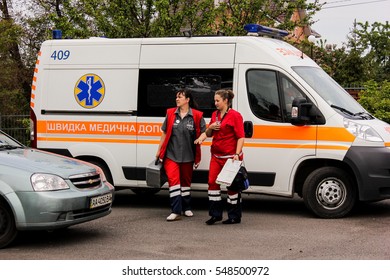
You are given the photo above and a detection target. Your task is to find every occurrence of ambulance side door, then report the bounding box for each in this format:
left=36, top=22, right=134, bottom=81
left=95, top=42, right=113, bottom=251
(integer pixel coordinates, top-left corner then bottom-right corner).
left=236, top=65, right=317, bottom=196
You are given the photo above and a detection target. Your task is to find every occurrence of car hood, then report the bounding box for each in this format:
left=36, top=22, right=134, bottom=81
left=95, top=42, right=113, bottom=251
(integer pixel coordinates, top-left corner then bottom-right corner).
left=0, top=147, right=95, bottom=178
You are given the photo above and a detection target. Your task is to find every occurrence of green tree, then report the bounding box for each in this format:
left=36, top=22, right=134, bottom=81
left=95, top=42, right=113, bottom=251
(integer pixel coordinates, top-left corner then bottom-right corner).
left=350, top=21, right=390, bottom=82
left=312, top=21, right=390, bottom=86
left=214, top=0, right=320, bottom=36
left=358, top=80, right=390, bottom=124
left=0, top=0, right=30, bottom=114
left=152, top=0, right=216, bottom=37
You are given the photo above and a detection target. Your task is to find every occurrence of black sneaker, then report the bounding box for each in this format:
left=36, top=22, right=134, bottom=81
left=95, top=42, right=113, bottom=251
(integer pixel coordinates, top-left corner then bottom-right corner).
left=205, top=216, right=222, bottom=225
left=222, top=218, right=241, bottom=224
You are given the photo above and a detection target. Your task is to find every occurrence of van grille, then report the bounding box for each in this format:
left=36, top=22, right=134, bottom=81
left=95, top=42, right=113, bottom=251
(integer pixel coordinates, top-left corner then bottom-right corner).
left=69, top=172, right=102, bottom=189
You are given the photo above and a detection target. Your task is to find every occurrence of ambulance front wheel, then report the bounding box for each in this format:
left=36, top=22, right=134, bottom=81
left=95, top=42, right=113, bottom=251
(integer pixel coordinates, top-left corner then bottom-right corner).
left=302, top=167, right=357, bottom=218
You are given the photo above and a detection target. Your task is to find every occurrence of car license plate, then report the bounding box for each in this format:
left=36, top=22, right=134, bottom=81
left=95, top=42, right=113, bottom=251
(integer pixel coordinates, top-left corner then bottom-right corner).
left=90, top=193, right=112, bottom=209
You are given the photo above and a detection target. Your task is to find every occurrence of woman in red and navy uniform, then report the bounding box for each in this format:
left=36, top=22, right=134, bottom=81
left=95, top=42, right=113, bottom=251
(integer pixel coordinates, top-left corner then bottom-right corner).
left=195, top=89, right=245, bottom=225
left=156, top=89, right=206, bottom=221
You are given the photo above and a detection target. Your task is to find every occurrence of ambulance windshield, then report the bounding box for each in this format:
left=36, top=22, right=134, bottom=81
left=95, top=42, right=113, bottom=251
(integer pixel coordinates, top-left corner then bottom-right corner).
left=293, top=66, right=370, bottom=118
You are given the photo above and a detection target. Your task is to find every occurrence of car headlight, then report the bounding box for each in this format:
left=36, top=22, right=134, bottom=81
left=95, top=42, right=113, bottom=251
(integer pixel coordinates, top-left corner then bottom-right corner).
left=31, top=173, right=70, bottom=191
left=344, top=119, right=383, bottom=142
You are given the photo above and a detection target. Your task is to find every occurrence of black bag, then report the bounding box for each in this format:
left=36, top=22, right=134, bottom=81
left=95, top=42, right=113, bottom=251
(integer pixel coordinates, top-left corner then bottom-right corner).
left=146, top=159, right=167, bottom=188
left=227, top=166, right=249, bottom=192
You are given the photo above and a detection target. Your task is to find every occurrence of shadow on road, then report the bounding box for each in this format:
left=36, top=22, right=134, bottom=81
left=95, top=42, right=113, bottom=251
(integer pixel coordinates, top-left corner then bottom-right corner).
left=112, top=189, right=390, bottom=218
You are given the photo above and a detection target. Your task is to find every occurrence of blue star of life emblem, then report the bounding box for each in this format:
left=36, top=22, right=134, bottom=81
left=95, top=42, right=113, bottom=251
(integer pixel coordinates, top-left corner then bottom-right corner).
left=74, top=74, right=105, bottom=108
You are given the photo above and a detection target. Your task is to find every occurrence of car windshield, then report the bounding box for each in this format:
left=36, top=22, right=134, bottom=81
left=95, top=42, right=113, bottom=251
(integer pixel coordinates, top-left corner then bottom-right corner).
left=0, top=131, right=23, bottom=149
left=293, top=66, right=372, bottom=119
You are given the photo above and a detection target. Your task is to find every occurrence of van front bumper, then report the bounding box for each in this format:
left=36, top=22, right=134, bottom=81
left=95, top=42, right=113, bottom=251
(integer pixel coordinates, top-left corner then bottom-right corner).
left=344, top=146, right=390, bottom=201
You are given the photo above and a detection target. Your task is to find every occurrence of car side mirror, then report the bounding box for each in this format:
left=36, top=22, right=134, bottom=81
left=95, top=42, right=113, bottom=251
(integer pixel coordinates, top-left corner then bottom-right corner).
left=290, top=97, right=312, bottom=126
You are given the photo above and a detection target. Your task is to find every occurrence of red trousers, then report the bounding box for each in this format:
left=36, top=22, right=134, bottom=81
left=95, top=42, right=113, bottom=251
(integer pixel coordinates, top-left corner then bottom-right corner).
left=164, top=158, right=193, bottom=214
left=208, top=155, right=242, bottom=219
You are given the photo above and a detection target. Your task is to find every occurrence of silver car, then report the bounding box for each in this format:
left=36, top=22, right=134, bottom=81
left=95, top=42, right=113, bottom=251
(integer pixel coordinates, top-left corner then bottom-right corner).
left=0, top=130, right=114, bottom=248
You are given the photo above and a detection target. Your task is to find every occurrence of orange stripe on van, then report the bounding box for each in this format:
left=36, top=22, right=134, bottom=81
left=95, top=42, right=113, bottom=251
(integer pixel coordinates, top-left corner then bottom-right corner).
left=30, top=102, right=35, bottom=108
left=244, top=142, right=348, bottom=150
left=34, top=68, right=38, bottom=73
left=38, top=51, right=42, bottom=56
left=33, top=76, right=37, bottom=82
left=37, top=120, right=355, bottom=145
left=37, top=137, right=138, bottom=144
left=31, top=93, right=35, bottom=99
left=252, top=125, right=355, bottom=142
left=31, top=85, right=36, bottom=91
left=36, top=59, right=40, bottom=65
left=37, top=120, right=162, bottom=136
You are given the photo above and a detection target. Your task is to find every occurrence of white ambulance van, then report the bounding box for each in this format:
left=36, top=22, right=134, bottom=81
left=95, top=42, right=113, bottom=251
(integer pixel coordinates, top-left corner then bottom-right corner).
left=30, top=24, right=390, bottom=218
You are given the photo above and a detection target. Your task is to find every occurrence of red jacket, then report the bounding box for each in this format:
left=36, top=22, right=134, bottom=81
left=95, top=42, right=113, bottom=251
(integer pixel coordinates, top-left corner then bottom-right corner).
left=159, top=107, right=203, bottom=164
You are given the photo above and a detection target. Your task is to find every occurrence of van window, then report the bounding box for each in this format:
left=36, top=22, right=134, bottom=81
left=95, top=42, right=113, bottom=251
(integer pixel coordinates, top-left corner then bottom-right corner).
left=138, top=69, right=233, bottom=117
left=293, top=66, right=365, bottom=116
left=280, top=75, right=306, bottom=120
left=246, top=69, right=305, bottom=122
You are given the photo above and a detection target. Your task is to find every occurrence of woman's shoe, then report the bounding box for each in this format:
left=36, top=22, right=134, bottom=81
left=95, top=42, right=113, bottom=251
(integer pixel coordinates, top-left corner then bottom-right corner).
left=166, top=213, right=181, bottom=221
left=184, top=210, right=194, bottom=217
left=222, top=218, right=241, bottom=224
left=205, top=216, right=222, bottom=225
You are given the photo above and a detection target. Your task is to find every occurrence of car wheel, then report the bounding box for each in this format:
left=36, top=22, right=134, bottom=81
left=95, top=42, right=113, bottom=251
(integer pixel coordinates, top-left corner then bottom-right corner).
left=0, top=200, right=18, bottom=249
left=303, top=167, right=356, bottom=218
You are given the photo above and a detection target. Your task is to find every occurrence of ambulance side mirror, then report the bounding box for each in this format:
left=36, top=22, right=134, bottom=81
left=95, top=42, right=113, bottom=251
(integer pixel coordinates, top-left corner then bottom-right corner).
left=244, top=121, right=253, bottom=138
left=290, top=97, right=312, bottom=126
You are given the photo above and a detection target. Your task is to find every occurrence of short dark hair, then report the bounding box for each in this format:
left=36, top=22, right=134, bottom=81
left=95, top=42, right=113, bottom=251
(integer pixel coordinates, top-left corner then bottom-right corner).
left=177, top=89, right=199, bottom=109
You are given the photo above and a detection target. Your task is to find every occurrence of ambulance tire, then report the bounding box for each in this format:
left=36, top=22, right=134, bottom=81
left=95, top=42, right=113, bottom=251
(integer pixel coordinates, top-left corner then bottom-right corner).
left=89, top=160, right=114, bottom=186
left=302, top=167, right=356, bottom=218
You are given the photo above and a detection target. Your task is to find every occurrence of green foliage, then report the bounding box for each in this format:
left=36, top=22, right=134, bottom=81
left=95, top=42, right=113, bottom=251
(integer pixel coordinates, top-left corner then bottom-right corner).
left=0, top=89, right=29, bottom=115
left=152, top=0, right=216, bottom=37
left=0, top=14, right=31, bottom=113
left=312, top=21, right=389, bottom=86
left=214, top=0, right=318, bottom=36
left=358, top=80, right=390, bottom=123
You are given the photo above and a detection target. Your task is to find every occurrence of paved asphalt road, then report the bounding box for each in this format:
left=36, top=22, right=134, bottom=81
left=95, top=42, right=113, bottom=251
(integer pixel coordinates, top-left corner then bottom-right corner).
left=1, top=189, right=389, bottom=260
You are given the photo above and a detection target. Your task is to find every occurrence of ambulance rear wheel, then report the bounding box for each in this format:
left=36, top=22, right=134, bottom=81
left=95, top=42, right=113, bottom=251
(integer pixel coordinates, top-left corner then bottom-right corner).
left=303, top=167, right=356, bottom=218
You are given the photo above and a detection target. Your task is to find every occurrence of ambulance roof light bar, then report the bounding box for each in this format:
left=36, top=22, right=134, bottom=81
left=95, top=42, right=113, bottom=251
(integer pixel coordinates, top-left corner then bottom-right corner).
left=52, top=30, right=62, bottom=39
left=244, top=24, right=289, bottom=38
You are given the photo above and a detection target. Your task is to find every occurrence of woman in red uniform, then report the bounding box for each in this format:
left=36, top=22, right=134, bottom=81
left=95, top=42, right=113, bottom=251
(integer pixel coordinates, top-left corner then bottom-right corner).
left=195, top=89, right=245, bottom=225
left=156, top=89, right=206, bottom=221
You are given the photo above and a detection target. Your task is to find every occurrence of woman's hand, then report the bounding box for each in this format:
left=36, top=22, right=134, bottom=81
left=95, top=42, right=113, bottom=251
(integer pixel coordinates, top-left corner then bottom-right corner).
left=194, top=132, right=207, bottom=144
left=210, top=121, right=221, bottom=131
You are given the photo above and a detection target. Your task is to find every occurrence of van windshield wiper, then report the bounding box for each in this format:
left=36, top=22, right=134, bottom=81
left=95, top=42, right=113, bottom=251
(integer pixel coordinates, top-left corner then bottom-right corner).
left=330, top=104, right=354, bottom=116
left=353, top=111, right=373, bottom=119
left=331, top=105, right=373, bottom=119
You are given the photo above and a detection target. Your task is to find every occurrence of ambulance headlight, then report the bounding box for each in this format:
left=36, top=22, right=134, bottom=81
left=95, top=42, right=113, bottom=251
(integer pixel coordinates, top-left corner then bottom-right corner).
left=344, top=119, right=383, bottom=142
